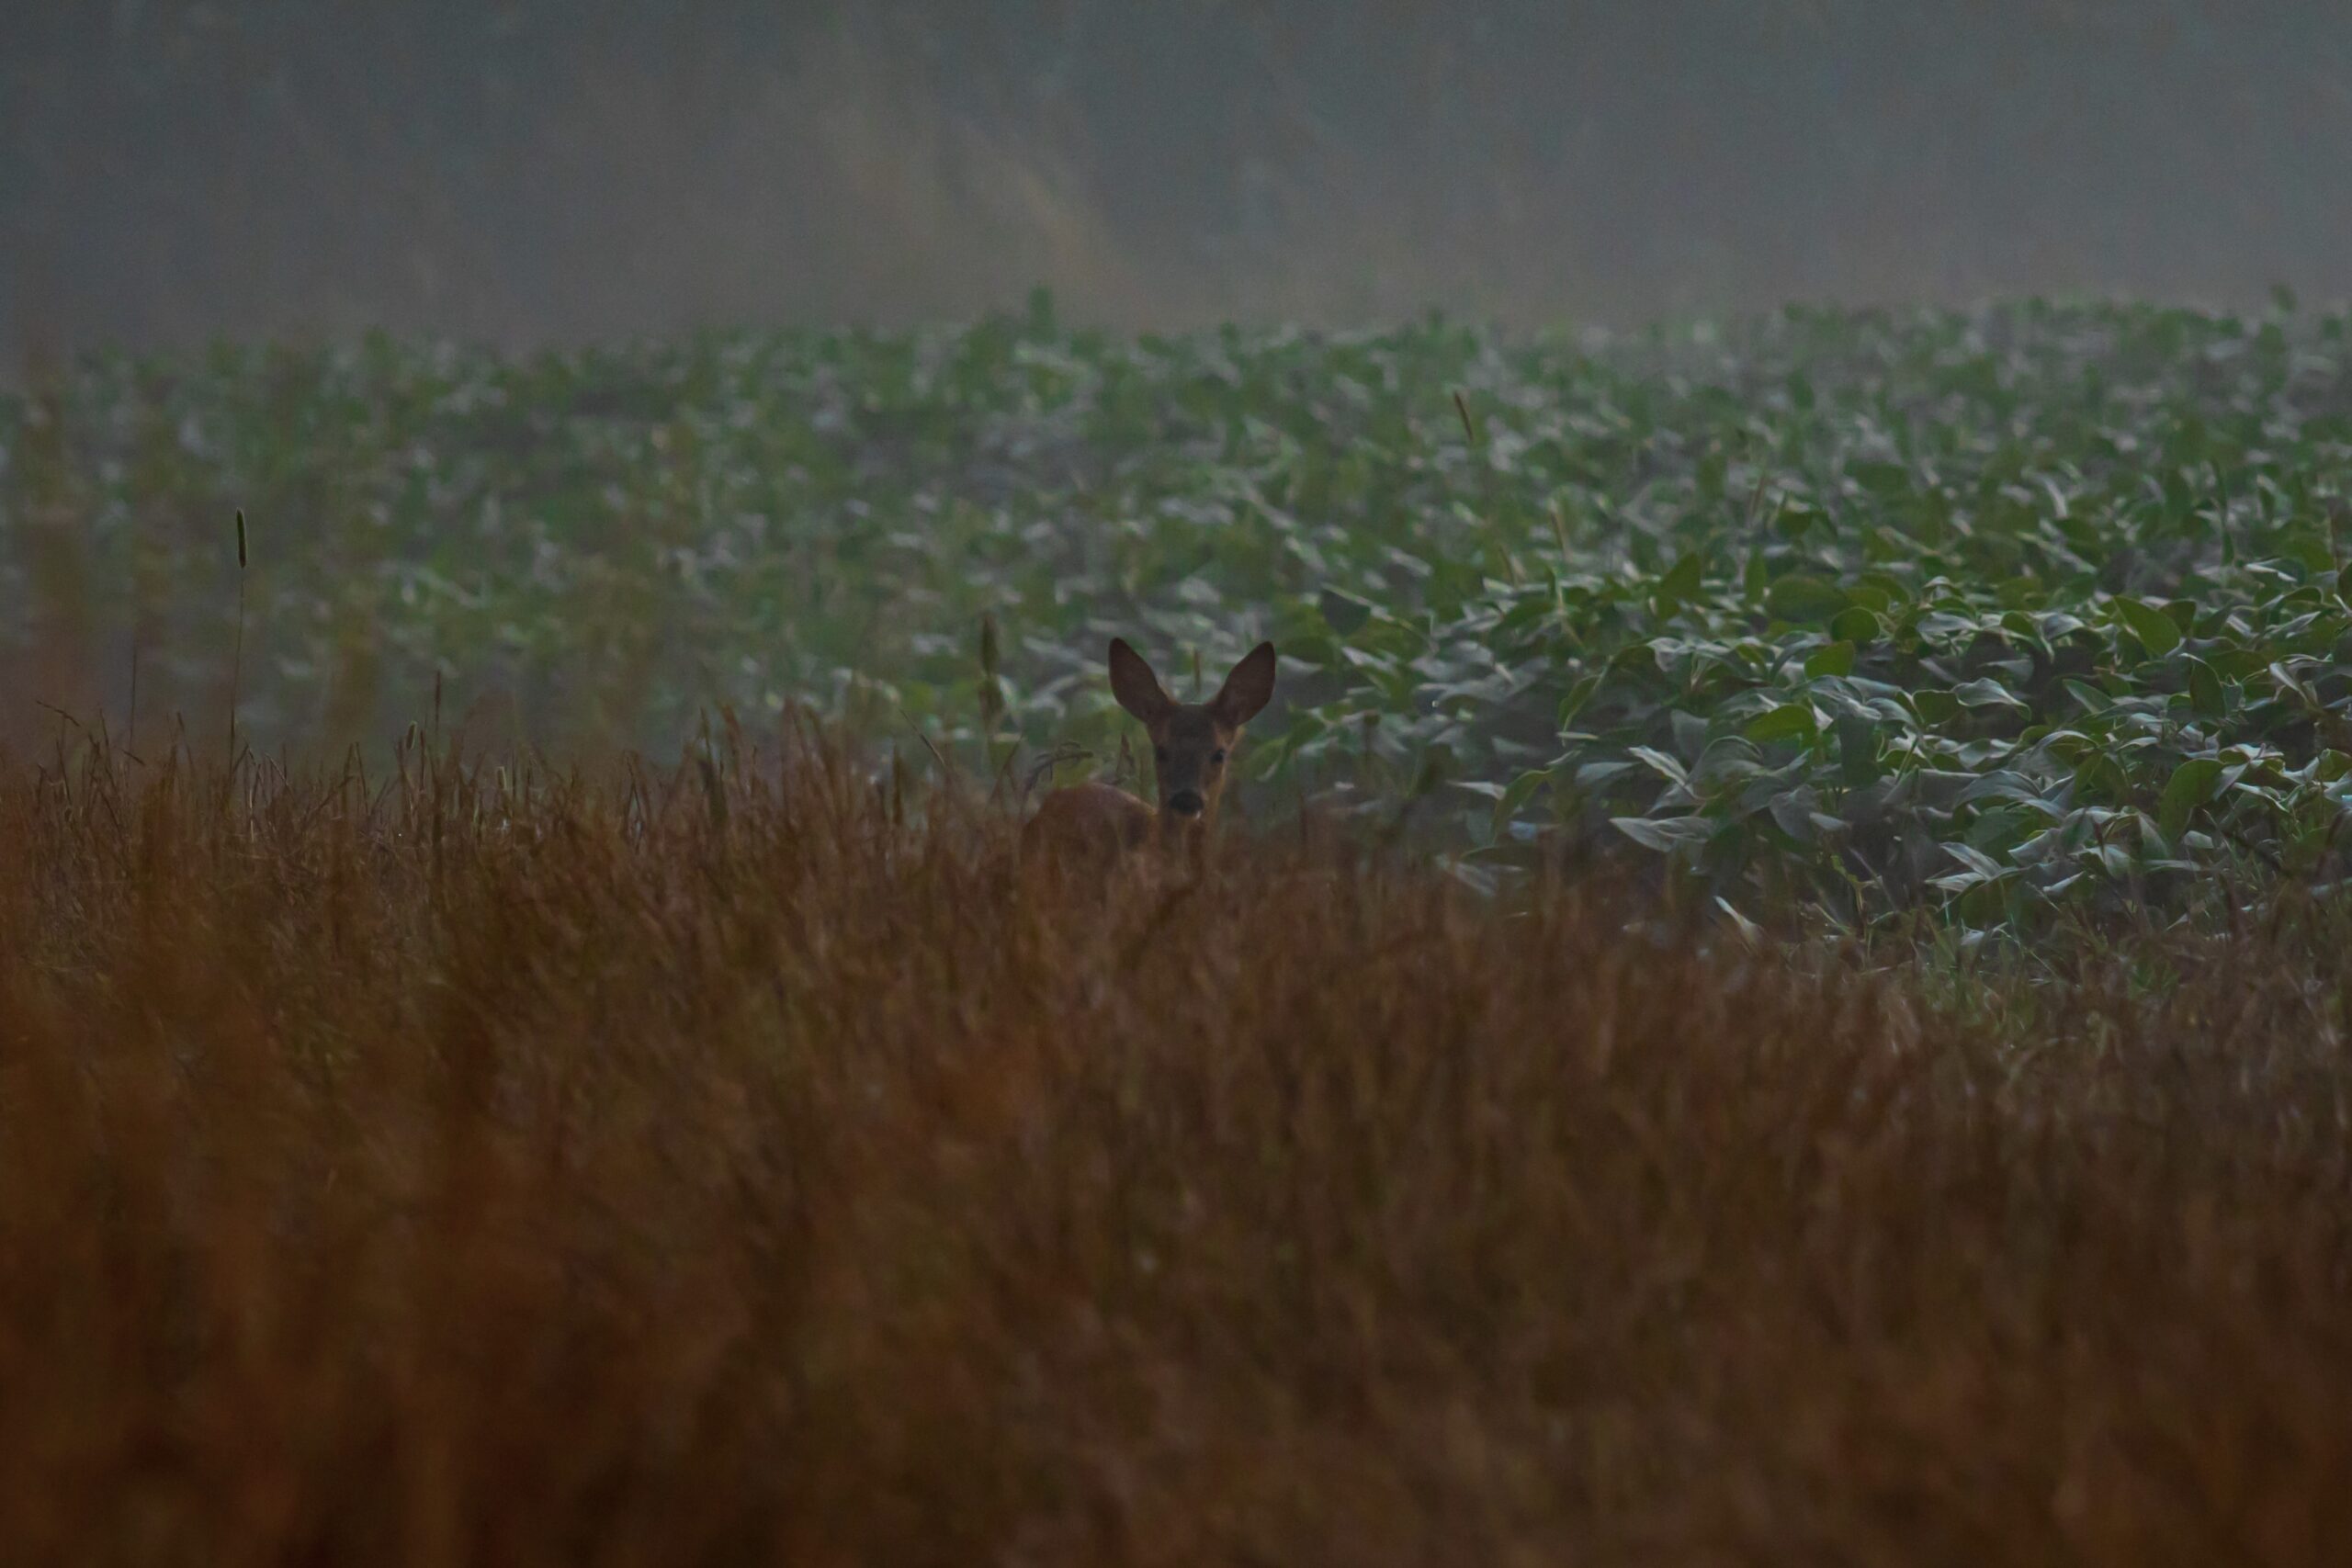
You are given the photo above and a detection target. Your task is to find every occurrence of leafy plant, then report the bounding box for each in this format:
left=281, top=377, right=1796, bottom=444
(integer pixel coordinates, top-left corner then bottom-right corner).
left=9, top=301, right=2352, bottom=933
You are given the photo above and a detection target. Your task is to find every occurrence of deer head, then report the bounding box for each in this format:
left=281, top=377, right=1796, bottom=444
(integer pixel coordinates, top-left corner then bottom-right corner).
left=1107, top=638, right=1277, bottom=833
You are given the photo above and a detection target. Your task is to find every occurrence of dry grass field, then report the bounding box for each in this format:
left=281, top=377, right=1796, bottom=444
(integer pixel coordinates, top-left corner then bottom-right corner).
left=2, top=728, right=2348, bottom=1565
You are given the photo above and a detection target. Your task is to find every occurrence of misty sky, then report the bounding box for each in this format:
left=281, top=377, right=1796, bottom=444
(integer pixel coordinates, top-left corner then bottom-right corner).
left=7, top=1, right=2352, bottom=357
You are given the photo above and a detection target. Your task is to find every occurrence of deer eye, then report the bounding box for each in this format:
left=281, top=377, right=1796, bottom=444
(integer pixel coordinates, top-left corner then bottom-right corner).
left=1210, top=749, right=1227, bottom=765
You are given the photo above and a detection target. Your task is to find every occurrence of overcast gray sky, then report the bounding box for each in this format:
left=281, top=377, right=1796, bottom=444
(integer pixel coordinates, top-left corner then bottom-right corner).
left=7, top=1, right=2352, bottom=357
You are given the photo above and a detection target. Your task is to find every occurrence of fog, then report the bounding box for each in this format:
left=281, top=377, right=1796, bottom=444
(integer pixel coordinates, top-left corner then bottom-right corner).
left=6, top=1, right=2352, bottom=357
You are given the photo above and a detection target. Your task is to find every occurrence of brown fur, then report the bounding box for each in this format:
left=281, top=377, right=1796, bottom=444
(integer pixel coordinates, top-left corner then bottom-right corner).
left=1023, top=639, right=1276, bottom=866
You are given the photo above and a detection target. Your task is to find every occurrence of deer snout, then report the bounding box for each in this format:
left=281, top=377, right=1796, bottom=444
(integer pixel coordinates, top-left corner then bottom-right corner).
left=1166, top=789, right=1206, bottom=818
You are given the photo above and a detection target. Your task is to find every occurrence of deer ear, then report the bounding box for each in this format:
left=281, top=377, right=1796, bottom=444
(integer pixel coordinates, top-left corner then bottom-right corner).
left=1108, top=638, right=1174, bottom=728
left=1209, top=641, right=1277, bottom=728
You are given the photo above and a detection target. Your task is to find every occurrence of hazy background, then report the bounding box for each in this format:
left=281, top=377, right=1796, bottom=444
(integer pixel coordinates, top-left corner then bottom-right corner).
left=7, top=0, right=2352, bottom=359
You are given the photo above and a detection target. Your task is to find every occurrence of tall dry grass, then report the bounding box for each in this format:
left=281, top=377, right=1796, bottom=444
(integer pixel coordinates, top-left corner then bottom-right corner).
left=1, top=728, right=2349, bottom=1564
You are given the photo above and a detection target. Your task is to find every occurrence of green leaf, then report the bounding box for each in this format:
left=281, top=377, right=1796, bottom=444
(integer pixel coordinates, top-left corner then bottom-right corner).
left=2064, top=679, right=2113, bottom=715
left=1317, top=589, right=1374, bottom=636
left=1942, top=841, right=2006, bottom=879
left=1829, top=605, right=1881, bottom=644
left=1952, top=677, right=2027, bottom=711
left=2157, top=758, right=2225, bottom=839
left=2271, top=660, right=2320, bottom=709
left=1610, top=815, right=1714, bottom=854
left=1668, top=709, right=1709, bottom=759
left=1463, top=768, right=1551, bottom=837
left=2185, top=656, right=2226, bottom=719
left=1744, top=704, right=1820, bottom=744
left=1497, top=768, right=1549, bottom=819
left=1912, top=689, right=1961, bottom=725
left=1556, top=671, right=1603, bottom=730
left=1653, top=551, right=1703, bottom=619
left=1929, top=840, right=2014, bottom=896
left=1803, top=640, right=1856, bottom=679
left=2114, top=596, right=2181, bottom=657
left=1626, top=746, right=1690, bottom=786
left=2074, top=751, right=2130, bottom=805
left=1835, top=714, right=1881, bottom=786
left=1765, top=576, right=1849, bottom=625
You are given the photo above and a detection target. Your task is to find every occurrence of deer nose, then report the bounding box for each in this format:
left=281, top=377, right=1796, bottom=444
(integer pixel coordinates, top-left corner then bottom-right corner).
left=1167, top=790, right=1205, bottom=818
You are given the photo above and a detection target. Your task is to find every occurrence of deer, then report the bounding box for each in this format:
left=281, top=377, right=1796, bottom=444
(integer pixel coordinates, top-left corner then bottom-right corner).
left=1022, top=638, right=1277, bottom=867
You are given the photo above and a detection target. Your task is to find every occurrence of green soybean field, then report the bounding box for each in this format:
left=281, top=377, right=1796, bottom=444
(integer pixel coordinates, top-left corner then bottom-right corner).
left=11, top=298, right=2352, bottom=935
